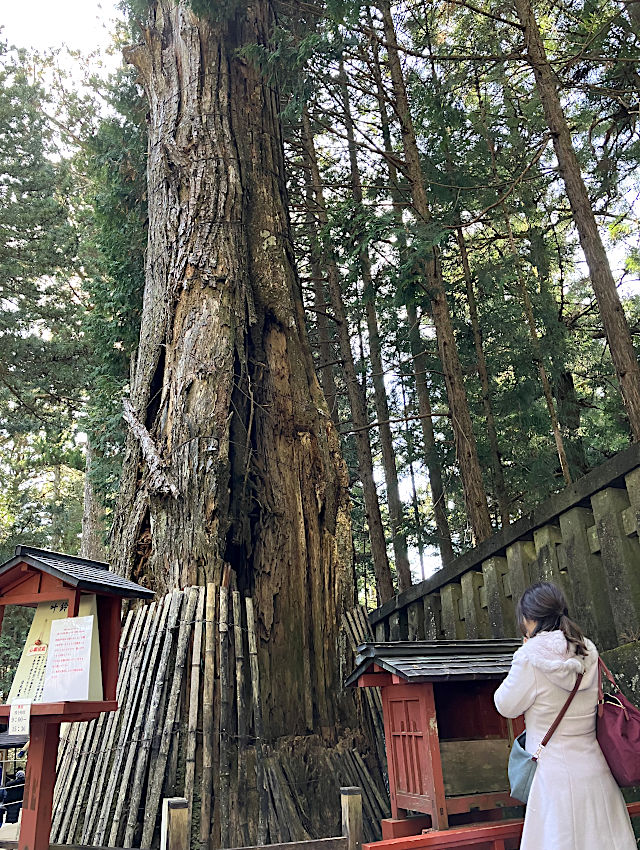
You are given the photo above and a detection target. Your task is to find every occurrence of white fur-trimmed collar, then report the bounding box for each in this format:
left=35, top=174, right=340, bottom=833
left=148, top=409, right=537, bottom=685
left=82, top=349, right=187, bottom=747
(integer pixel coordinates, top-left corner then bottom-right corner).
left=515, top=630, right=598, bottom=687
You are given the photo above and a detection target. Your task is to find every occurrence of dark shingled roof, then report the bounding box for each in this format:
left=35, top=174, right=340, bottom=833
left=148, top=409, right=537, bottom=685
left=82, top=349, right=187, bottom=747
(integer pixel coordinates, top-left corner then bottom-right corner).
left=0, top=733, right=28, bottom=750
left=345, top=639, right=522, bottom=687
left=0, top=546, right=154, bottom=600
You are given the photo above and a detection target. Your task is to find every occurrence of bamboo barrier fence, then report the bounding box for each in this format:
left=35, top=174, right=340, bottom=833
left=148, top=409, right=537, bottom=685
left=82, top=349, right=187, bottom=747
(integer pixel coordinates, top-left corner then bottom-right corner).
left=48, top=589, right=387, bottom=849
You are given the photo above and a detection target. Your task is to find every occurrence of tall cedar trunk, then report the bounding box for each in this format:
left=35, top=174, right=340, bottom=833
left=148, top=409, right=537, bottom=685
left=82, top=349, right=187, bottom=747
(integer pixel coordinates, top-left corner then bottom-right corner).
left=454, top=228, right=511, bottom=525
left=366, top=17, right=455, bottom=564
left=475, top=78, right=572, bottom=484
left=420, top=23, right=511, bottom=526
left=528, top=223, right=590, bottom=475
left=505, top=210, right=573, bottom=484
left=401, top=375, right=427, bottom=579
left=338, top=62, right=412, bottom=591
left=80, top=441, right=107, bottom=560
left=555, top=371, right=590, bottom=475
left=406, top=304, right=456, bottom=563
left=514, top=0, right=640, bottom=440
left=300, top=109, right=395, bottom=602
left=113, top=1, right=353, bottom=740
left=305, top=183, right=340, bottom=427
left=379, top=0, right=493, bottom=543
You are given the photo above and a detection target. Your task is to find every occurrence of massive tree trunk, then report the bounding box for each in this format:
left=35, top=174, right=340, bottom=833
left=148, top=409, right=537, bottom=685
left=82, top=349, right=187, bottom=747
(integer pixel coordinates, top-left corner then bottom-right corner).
left=113, top=0, right=353, bottom=740
left=514, top=0, right=640, bottom=440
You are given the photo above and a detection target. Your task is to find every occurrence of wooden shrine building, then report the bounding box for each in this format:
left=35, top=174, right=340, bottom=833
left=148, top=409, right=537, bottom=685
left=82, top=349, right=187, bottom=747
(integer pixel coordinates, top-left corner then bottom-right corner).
left=346, top=639, right=524, bottom=841
left=0, top=545, right=154, bottom=850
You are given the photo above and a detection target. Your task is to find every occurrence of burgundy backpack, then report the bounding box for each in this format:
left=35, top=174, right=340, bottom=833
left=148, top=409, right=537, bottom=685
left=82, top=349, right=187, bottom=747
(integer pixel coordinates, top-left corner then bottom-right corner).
left=596, top=657, right=640, bottom=787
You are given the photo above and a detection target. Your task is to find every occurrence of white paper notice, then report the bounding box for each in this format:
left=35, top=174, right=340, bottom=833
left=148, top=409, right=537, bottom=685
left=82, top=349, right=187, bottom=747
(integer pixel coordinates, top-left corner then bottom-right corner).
left=41, top=615, right=94, bottom=703
left=9, top=699, right=32, bottom=736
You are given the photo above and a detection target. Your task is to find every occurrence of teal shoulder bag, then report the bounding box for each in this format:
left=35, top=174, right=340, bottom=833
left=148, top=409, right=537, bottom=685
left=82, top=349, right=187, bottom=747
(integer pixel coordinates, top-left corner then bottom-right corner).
left=508, top=671, right=583, bottom=803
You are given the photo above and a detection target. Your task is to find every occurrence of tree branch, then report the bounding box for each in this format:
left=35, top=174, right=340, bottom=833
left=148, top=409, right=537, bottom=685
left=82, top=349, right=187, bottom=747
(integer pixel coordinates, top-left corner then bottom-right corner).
left=122, top=399, right=179, bottom=498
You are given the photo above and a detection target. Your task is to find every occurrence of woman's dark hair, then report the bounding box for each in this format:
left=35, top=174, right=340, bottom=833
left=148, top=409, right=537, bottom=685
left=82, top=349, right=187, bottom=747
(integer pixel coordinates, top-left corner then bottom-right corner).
left=516, top=581, right=588, bottom=657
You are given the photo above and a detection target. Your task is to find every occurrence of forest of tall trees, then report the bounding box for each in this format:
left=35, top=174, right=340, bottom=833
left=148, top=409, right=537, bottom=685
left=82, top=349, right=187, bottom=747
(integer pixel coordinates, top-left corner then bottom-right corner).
left=1, top=0, right=639, bottom=613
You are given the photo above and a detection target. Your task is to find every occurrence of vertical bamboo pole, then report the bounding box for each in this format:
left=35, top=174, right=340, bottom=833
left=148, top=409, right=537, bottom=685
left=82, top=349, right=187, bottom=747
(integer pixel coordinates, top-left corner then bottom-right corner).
left=185, top=586, right=206, bottom=846
left=218, top=585, right=230, bottom=848
left=97, top=596, right=167, bottom=846
left=122, top=590, right=183, bottom=849
left=200, top=582, right=216, bottom=849
left=79, top=607, right=140, bottom=843
left=246, top=596, right=268, bottom=844
left=141, top=587, right=199, bottom=848
left=232, top=590, right=248, bottom=845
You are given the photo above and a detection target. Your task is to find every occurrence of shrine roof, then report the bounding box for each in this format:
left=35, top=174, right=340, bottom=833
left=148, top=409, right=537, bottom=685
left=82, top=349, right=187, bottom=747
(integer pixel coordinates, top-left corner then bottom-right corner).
left=345, top=639, right=522, bottom=686
left=0, top=546, right=154, bottom=600
left=0, top=732, right=28, bottom=750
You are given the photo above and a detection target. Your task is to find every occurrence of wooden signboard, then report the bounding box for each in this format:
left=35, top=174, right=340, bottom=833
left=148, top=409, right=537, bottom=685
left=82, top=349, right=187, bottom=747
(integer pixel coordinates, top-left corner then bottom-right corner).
left=0, top=544, right=155, bottom=850
left=7, top=595, right=103, bottom=705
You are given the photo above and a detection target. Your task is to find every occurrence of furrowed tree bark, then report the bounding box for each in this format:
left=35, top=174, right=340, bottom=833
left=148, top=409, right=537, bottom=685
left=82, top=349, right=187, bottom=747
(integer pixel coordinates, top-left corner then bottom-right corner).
left=113, top=0, right=353, bottom=748
left=514, top=0, right=640, bottom=440
left=379, top=0, right=493, bottom=543
left=301, top=107, right=395, bottom=602
left=338, top=61, right=412, bottom=592
left=366, top=18, right=455, bottom=565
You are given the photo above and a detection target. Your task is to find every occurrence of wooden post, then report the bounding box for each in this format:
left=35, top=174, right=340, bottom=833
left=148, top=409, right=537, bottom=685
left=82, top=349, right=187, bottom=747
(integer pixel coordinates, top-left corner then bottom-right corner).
left=341, top=786, right=363, bottom=850
left=422, top=683, right=448, bottom=830
left=232, top=590, right=248, bottom=846
left=161, top=797, right=188, bottom=850
left=19, top=718, right=61, bottom=850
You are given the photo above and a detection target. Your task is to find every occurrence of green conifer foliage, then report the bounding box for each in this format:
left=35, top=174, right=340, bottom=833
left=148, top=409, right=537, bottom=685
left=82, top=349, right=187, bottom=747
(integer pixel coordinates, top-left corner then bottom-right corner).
left=0, top=42, right=84, bottom=557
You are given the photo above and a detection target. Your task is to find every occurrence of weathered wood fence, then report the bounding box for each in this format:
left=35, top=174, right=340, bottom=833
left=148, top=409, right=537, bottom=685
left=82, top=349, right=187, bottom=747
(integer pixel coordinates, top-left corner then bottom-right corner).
left=363, top=444, right=640, bottom=834
left=0, top=788, right=363, bottom=850
left=368, top=442, right=640, bottom=704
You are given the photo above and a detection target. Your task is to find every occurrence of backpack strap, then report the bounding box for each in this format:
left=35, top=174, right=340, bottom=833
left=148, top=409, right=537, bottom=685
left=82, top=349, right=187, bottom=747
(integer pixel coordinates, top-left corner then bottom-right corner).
left=532, top=671, right=583, bottom=761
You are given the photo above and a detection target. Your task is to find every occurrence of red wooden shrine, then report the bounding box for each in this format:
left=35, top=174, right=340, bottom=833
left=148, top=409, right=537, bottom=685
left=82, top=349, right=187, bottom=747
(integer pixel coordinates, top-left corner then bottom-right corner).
left=349, top=641, right=640, bottom=850
left=0, top=545, right=154, bottom=850
left=347, top=640, right=525, bottom=847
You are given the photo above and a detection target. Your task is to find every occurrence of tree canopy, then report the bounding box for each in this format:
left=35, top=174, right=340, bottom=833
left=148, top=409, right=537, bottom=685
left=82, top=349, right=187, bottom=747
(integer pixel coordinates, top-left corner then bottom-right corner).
left=2, top=0, right=639, bottom=605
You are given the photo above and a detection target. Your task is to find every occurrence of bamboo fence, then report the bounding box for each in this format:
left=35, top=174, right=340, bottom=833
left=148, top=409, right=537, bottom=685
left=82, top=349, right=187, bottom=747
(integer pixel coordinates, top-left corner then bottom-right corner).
left=49, top=590, right=387, bottom=849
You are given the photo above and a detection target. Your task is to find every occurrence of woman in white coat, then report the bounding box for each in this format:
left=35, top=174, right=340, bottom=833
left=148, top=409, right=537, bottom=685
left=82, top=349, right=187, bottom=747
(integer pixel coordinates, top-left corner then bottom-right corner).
left=494, top=581, right=636, bottom=850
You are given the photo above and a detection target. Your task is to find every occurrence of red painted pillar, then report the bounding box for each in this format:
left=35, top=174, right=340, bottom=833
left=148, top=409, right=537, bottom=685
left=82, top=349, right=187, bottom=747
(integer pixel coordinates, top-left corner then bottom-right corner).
left=19, top=717, right=60, bottom=850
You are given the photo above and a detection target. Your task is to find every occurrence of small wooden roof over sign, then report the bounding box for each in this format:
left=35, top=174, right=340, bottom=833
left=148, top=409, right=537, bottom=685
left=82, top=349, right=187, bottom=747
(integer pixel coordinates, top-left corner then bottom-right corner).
left=345, top=639, right=522, bottom=687
left=0, top=545, right=154, bottom=600
left=0, top=732, right=28, bottom=750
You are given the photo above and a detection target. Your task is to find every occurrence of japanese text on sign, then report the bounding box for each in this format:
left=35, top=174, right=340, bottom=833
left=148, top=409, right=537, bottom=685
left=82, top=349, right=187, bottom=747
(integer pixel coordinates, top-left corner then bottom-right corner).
left=8, top=699, right=32, bottom=736
left=41, top=615, right=94, bottom=702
